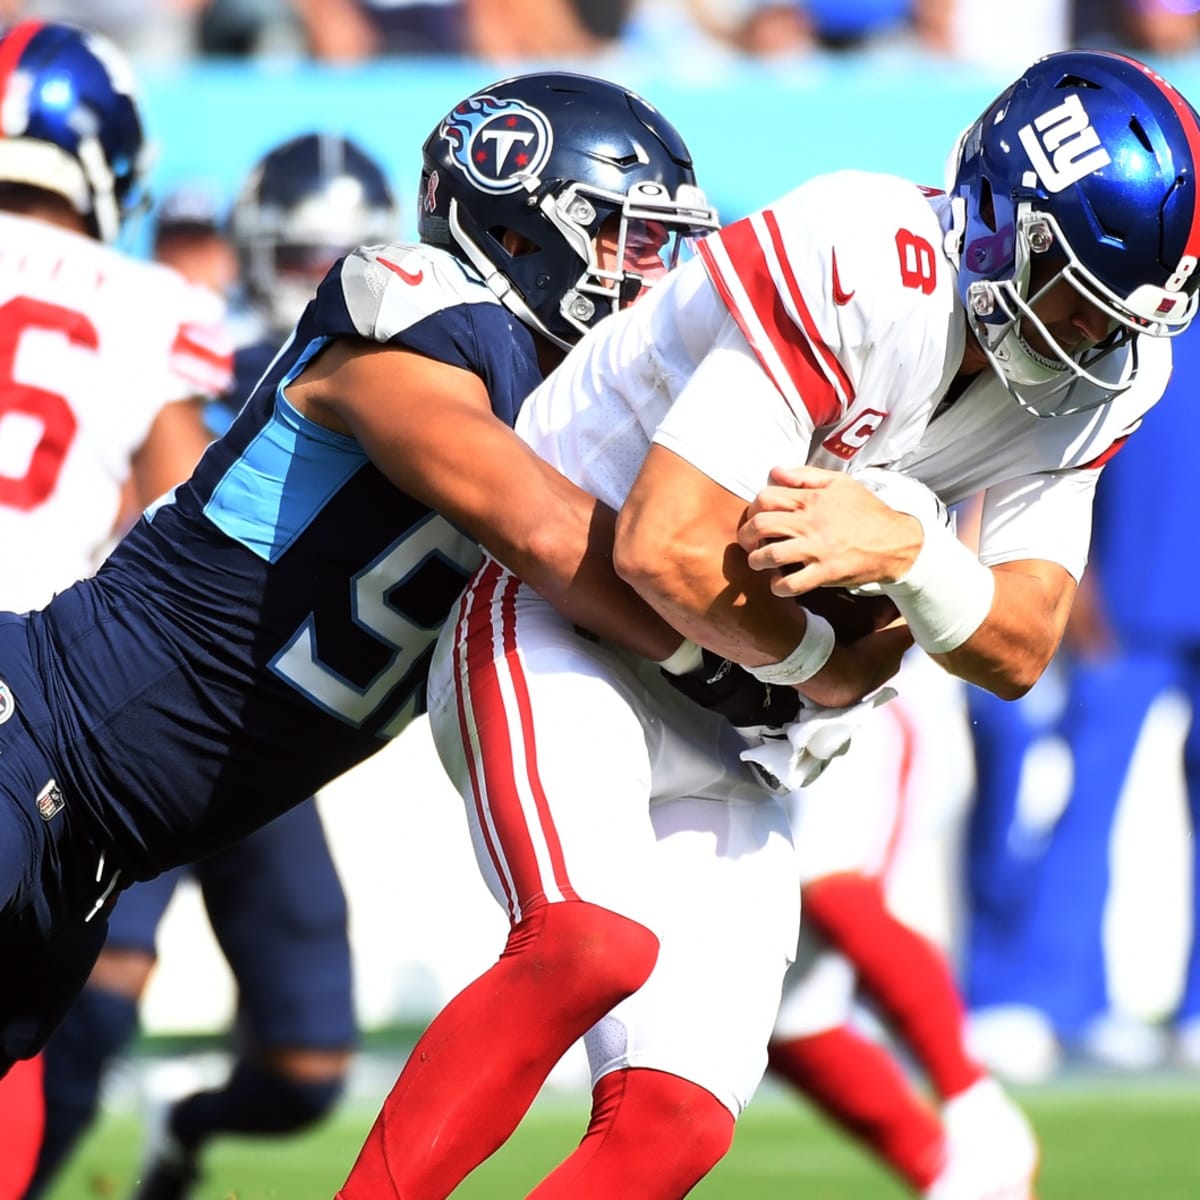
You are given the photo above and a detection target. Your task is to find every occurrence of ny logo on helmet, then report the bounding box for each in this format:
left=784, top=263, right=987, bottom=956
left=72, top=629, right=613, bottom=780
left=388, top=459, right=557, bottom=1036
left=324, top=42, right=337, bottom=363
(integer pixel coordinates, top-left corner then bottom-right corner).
left=1018, top=94, right=1111, bottom=194
left=439, top=94, right=554, bottom=195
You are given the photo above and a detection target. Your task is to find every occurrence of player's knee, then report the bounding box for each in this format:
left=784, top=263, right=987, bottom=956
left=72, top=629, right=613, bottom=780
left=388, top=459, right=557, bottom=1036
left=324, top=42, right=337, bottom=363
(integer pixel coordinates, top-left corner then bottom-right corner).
left=600, top=1068, right=734, bottom=1180
left=656, top=1080, right=734, bottom=1174
left=233, top=1058, right=347, bottom=1134
left=509, top=902, right=659, bottom=1006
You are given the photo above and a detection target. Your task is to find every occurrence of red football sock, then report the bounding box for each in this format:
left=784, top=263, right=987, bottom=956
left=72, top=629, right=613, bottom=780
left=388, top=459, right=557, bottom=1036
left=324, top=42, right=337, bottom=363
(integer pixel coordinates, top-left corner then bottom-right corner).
left=803, top=873, right=985, bottom=1100
left=337, top=901, right=658, bottom=1200
left=769, top=1027, right=944, bottom=1190
left=529, top=1068, right=733, bottom=1199
left=0, top=1053, right=44, bottom=1198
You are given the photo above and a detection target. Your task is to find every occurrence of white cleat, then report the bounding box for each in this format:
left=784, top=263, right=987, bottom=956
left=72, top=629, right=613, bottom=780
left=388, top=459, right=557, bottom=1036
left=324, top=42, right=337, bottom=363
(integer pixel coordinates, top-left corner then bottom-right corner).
left=922, top=1077, right=1039, bottom=1200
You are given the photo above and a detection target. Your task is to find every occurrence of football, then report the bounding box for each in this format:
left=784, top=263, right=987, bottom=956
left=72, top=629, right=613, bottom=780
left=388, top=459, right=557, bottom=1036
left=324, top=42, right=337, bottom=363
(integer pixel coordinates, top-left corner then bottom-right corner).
left=799, top=587, right=900, bottom=643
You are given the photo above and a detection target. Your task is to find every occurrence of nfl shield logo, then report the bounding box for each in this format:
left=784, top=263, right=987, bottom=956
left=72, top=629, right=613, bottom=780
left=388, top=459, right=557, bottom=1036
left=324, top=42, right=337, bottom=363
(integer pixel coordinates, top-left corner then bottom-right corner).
left=37, top=779, right=65, bottom=821
left=0, top=678, right=13, bottom=725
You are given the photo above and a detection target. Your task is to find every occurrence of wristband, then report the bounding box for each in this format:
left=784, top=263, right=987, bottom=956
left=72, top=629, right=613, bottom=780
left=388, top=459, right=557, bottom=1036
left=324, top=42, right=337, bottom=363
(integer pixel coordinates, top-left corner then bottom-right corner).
left=657, top=638, right=704, bottom=677
left=881, top=519, right=995, bottom=654
left=744, top=610, right=836, bottom=686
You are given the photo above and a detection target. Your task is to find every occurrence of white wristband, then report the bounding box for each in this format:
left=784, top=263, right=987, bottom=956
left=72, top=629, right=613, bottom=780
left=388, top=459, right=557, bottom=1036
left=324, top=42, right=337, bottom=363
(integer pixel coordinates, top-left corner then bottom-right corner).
left=657, top=638, right=704, bottom=676
left=745, top=610, right=836, bottom=686
left=881, top=519, right=995, bottom=654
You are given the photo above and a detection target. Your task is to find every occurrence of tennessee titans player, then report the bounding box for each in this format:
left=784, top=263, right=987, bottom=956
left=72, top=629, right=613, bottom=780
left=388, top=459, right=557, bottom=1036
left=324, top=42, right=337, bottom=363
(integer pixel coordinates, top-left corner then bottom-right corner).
left=0, top=46, right=716, bottom=1177
left=29, top=133, right=401, bottom=1200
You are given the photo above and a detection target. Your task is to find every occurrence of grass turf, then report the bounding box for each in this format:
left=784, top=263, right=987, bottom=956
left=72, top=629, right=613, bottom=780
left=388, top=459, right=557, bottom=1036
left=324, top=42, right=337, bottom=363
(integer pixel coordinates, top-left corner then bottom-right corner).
left=44, top=1077, right=1200, bottom=1199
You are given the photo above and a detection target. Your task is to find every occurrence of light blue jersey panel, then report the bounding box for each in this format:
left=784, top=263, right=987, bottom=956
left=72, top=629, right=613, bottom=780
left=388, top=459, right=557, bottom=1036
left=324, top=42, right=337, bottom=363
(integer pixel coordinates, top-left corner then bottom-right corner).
left=203, top=343, right=368, bottom=563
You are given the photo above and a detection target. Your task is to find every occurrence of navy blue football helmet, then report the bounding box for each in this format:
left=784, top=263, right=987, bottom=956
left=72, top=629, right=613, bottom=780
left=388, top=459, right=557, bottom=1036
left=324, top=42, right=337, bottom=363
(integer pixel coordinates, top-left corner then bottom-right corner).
left=948, top=49, right=1200, bottom=416
left=0, top=21, right=148, bottom=243
left=230, top=132, right=399, bottom=335
left=418, top=71, right=718, bottom=350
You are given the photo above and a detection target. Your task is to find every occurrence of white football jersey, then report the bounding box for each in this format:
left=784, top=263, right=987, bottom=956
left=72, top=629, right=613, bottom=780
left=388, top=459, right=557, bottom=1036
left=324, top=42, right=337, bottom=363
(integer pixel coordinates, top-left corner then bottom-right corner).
left=519, top=169, right=1171, bottom=582
left=0, top=212, right=231, bottom=611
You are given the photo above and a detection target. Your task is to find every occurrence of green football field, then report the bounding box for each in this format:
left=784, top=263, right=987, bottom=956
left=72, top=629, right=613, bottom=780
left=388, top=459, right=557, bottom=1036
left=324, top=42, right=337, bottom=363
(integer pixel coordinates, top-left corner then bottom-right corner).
left=43, top=1075, right=1200, bottom=1200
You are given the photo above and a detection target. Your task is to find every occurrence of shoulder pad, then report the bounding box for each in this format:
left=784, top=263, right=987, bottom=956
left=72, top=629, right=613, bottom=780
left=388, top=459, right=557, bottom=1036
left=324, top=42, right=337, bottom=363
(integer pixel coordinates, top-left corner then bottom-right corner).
left=337, top=242, right=500, bottom=342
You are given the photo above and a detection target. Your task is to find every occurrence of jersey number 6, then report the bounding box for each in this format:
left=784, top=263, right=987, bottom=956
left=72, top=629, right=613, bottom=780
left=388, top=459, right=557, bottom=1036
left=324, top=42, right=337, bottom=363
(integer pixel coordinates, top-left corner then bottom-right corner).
left=0, top=297, right=93, bottom=510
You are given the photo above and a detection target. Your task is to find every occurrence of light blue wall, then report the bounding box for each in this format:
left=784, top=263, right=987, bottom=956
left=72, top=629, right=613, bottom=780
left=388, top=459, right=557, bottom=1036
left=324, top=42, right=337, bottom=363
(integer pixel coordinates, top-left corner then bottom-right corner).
left=137, top=54, right=1200, bottom=236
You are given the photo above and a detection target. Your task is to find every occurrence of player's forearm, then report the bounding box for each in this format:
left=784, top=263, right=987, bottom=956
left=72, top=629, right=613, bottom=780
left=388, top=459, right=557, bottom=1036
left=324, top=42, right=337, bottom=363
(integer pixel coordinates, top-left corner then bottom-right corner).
left=926, top=562, right=1073, bottom=698
left=496, top=492, right=682, bottom=662
left=614, top=517, right=810, bottom=666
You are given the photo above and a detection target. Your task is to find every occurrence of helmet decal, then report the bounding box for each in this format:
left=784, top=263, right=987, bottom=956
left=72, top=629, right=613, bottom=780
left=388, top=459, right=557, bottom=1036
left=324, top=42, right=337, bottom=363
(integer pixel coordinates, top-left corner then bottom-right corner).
left=422, top=169, right=440, bottom=215
left=439, top=94, right=553, bottom=194
left=1016, top=94, right=1111, bottom=194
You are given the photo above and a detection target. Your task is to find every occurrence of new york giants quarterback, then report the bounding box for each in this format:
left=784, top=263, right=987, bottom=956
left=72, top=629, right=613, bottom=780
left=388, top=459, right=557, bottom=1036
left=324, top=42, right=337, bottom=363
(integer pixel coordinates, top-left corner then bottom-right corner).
left=369, top=48, right=1199, bottom=1200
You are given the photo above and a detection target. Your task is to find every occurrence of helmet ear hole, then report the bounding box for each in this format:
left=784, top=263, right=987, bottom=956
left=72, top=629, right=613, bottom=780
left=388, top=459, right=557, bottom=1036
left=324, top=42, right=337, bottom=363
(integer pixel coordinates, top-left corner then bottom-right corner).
left=499, top=229, right=540, bottom=257
left=979, top=177, right=996, bottom=232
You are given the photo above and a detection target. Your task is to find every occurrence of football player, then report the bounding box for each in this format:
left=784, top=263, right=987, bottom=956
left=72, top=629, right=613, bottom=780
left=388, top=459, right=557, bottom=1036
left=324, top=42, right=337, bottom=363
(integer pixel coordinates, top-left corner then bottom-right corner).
left=29, top=133, right=400, bottom=1200
left=770, top=647, right=1039, bottom=1200
left=352, top=48, right=1198, bottom=1200
left=0, top=20, right=230, bottom=1194
left=0, top=43, right=720, bottom=1194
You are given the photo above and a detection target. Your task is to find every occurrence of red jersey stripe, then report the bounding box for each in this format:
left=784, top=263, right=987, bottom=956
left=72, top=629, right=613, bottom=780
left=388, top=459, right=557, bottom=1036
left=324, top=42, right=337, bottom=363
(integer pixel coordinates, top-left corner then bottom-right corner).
left=761, top=209, right=856, bottom=404
left=699, top=214, right=848, bottom=428
left=1079, top=432, right=1130, bottom=470
left=171, top=325, right=233, bottom=375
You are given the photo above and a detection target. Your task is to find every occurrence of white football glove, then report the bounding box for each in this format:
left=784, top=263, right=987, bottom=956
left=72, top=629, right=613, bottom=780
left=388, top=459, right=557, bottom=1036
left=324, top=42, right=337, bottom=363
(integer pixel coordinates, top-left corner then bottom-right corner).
left=738, top=686, right=898, bottom=792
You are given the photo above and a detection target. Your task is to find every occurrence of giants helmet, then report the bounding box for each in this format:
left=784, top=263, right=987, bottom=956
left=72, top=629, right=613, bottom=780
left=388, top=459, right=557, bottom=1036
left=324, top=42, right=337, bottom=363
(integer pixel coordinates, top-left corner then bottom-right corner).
left=0, top=21, right=148, bottom=243
left=230, top=132, right=399, bottom=335
left=418, top=71, right=718, bottom=350
left=948, top=50, right=1200, bottom=416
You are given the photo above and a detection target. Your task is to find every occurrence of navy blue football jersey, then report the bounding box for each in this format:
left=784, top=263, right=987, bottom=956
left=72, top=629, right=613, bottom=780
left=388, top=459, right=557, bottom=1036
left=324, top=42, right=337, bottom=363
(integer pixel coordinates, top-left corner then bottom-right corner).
left=27, top=242, right=543, bottom=879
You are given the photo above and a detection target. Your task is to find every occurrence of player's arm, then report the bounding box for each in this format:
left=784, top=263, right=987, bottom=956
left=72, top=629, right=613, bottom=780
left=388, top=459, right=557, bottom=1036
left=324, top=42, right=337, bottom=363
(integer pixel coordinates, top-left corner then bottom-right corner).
left=287, top=338, right=683, bottom=662
left=130, top=397, right=212, bottom=510
left=738, top=465, right=1073, bottom=698
left=614, top=444, right=912, bottom=710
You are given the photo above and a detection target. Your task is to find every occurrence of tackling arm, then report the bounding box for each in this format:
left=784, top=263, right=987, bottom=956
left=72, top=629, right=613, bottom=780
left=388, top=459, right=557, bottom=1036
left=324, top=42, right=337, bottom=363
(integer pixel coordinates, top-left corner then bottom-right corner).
left=287, top=339, right=683, bottom=663
left=128, top=397, right=213, bottom=513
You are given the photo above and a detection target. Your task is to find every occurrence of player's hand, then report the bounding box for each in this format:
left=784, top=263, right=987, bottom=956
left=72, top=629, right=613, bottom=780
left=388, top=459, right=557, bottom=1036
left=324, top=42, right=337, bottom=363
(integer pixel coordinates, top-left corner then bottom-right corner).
left=738, top=466, right=924, bottom=596
left=796, top=623, right=913, bottom=709
left=662, top=648, right=803, bottom=730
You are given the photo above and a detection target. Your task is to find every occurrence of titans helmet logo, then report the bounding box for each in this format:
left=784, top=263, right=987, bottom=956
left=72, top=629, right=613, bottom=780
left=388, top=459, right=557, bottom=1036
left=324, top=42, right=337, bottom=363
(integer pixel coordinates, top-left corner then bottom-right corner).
left=439, top=94, right=553, bottom=195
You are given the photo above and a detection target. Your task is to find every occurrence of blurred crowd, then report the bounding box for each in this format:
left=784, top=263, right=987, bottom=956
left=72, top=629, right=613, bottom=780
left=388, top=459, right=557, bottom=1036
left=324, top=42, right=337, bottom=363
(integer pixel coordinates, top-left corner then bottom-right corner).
left=1, top=0, right=1199, bottom=63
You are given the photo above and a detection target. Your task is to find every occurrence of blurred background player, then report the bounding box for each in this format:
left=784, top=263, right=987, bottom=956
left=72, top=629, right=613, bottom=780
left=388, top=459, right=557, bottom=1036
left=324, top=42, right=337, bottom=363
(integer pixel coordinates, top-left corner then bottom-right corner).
left=769, top=648, right=1038, bottom=1200
left=0, top=19, right=228, bottom=1195
left=965, top=323, right=1200, bottom=1080
left=26, top=131, right=400, bottom=1200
